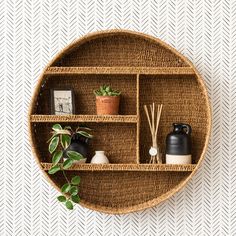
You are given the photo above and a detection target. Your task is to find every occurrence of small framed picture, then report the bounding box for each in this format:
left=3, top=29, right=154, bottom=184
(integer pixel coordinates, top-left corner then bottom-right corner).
left=51, top=89, right=75, bottom=115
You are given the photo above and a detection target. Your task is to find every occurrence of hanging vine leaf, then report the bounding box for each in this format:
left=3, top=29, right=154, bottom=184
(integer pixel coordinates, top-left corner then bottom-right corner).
left=71, top=195, right=80, bottom=203
left=61, top=183, right=71, bottom=193
left=76, top=130, right=93, bottom=138
left=67, top=151, right=83, bottom=161
left=61, top=134, right=71, bottom=149
left=71, top=176, right=81, bottom=185
left=76, top=126, right=92, bottom=132
left=49, top=136, right=59, bottom=154
left=54, top=129, right=71, bottom=135
left=63, top=159, right=74, bottom=169
left=57, top=195, right=66, bottom=202
left=47, top=123, right=94, bottom=211
left=52, top=151, right=63, bottom=165
left=47, top=133, right=58, bottom=143
left=52, top=124, right=62, bottom=131
left=64, top=126, right=72, bottom=130
left=65, top=200, right=73, bottom=210
left=69, top=186, right=78, bottom=196
left=48, top=164, right=60, bottom=174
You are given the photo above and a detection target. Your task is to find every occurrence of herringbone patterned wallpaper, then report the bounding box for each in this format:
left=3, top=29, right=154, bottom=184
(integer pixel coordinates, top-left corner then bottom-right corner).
left=0, top=0, right=235, bottom=235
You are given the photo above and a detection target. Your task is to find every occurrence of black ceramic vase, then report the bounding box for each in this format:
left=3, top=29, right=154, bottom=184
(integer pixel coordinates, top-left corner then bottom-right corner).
left=64, top=133, right=90, bottom=160
left=165, top=123, right=192, bottom=164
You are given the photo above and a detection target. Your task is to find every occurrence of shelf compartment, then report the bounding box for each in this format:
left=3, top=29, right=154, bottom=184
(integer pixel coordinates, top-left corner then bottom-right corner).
left=41, top=163, right=196, bottom=172
left=52, top=33, right=189, bottom=67
left=139, top=74, right=209, bottom=164
left=36, top=74, right=137, bottom=115
left=30, top=114, right=138, bottom=123
left=32, top=122, right=137, bottom=164
left=45, top=66, right=195, bottom=75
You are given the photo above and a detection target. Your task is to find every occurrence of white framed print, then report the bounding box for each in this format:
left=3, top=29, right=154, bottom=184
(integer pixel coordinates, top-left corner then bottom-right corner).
left=51, top=89, right=75, bottom=115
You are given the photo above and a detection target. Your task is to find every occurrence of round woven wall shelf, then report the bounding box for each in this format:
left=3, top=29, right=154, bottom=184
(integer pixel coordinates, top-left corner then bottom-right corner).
left=29, top=30, right=211, bottom=214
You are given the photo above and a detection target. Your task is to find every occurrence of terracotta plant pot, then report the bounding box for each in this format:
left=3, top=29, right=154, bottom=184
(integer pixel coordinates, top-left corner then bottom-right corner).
left=96, top=96, right=120, bottom=115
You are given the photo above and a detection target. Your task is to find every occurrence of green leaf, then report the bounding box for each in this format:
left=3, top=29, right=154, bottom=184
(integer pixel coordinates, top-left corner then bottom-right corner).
left=67, top=151, right=83, bottom=161
left=105, top=86, right=111, bottom=92
left=65, top=200, right=73, bottom=210
left=64, top=126, right=72, bottom=130
left=79, top=126, right=92, bottom=131
left=52, top=151, right=63, bottom=165
left=57, top=195, right=66, bottom=202
left=48, top=165, right=60, bottom=174
left=61, top=183, right=71, bottom=193
left=49, top=136, right=59, bottom=154
left=61, top=134, right=71, bottom=149
left=52, top=124, right=62, bottom=131
left=63, top=159, right=74, bottom=169
left=47, top=132, right=58, bottom=143
left=69, top=186, right=78, bottom=196
left=71, top=195, right=80, bottom=203
left=54, top=129, right=71, bottom=135
left=76, top=131, right=93, bottom=139
left=94, top=90, right=100, bottom=96
left=71, top=176, right=81, bottom=185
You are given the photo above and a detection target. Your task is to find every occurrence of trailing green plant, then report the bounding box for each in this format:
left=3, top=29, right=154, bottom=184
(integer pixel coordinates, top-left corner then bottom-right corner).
left=94, top=85, right=121, bottom=96
left=47, top=124, right=93, bottom=210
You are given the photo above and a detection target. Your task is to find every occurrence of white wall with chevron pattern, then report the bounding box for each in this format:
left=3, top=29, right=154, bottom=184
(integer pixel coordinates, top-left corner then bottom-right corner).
left=1, top=0, right=235, bottom=235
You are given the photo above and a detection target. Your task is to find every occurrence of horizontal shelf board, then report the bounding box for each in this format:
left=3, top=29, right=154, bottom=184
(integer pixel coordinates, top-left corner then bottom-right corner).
left=41, top=163, right=196, bottom=172
left=30, top=114, right=138, bottom=123
left=45, top=66, right=195, bottom=75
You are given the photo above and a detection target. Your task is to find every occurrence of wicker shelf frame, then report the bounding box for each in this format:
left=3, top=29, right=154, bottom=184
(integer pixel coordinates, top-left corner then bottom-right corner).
left=45, top=66, right=195, bottom=75
left=29, top=30, right=211, bottom=214
left=41, top=163, right=196, bottom=172
left=30, top=114, right=138, bottom=123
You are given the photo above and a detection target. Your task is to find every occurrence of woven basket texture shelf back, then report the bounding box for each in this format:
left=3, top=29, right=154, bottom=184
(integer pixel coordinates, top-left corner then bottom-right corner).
left=29, top=30, right=211, bottom=214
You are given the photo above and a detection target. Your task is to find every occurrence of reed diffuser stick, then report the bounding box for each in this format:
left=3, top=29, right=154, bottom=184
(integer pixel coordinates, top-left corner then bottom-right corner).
left=144, top=103, right=163, bottom=164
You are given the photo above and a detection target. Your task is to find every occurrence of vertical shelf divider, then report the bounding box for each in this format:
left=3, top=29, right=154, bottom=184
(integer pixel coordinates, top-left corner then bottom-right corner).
left=136, top=73, right=140, bottom=164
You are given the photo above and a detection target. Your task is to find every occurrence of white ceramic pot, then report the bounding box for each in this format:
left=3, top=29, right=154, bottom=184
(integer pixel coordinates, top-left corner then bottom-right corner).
left=91, top=151, right=109, bottom=164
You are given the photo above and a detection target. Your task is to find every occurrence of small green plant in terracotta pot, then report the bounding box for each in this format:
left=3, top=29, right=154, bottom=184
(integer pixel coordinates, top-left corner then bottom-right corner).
left=94, top=85, right=121, bottom=115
